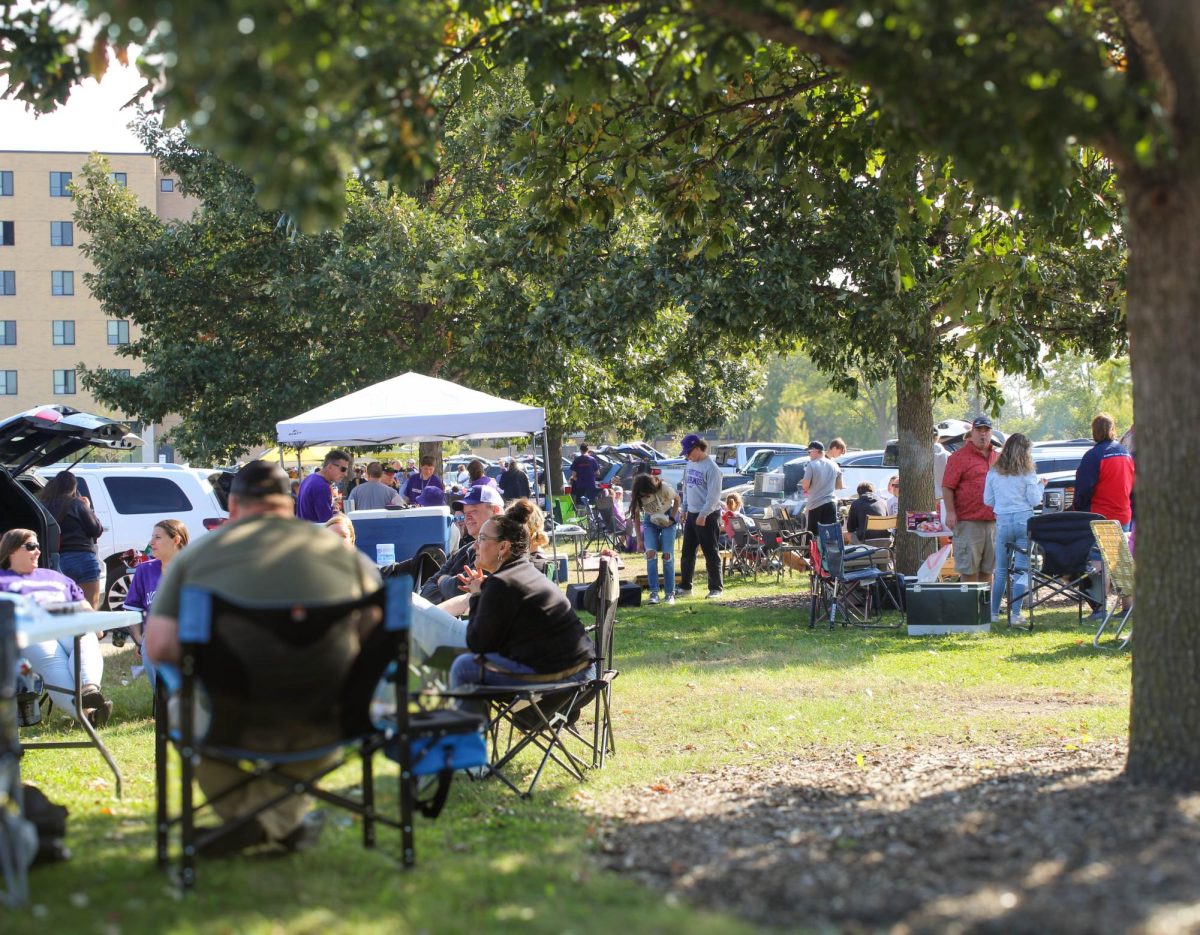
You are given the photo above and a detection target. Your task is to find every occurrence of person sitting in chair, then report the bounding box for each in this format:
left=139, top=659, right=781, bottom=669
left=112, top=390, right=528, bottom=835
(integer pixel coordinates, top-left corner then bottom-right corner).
left=448, top=502, right=594, bottom=709
left=845, top=482, right=890, bottom=544
left=145, top=460, right=382, bottom=857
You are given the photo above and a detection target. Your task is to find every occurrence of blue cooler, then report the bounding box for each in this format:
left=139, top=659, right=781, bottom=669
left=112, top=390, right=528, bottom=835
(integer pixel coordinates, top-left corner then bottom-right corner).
left=349, top=507, right=451, bottom=566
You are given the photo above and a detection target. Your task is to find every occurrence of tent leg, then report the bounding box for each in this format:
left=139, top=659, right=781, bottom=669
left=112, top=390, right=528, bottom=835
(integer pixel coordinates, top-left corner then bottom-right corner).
left=541, top=430, right=558, bottom=568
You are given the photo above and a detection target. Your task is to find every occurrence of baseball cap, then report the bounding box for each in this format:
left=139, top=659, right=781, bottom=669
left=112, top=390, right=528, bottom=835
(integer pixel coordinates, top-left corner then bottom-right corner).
left=461, top=485, right=504, bottom=507
left=680, top=433, right=702, bottom=456
left=807, top=440, right=824, bottom=452
left=418, top=485, right=446, bottom=507
left=972, top=415, right=993, bottom=429
left=231, top=460, right=291, bottom=499
left=383, top=466, right=397, bottom=473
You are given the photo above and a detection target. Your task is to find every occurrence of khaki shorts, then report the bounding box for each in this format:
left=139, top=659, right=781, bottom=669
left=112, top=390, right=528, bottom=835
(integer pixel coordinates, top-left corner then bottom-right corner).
left=953, top=520, right=995, bottom=575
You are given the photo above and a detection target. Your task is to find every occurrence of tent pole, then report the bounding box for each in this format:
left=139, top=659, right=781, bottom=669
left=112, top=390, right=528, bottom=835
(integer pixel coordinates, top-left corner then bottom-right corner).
left=540, top=430, right=559, bottom=572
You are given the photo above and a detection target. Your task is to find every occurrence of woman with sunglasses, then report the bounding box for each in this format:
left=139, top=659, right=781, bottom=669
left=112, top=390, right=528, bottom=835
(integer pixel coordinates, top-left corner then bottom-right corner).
left=0, top=528, right=112, bottom=726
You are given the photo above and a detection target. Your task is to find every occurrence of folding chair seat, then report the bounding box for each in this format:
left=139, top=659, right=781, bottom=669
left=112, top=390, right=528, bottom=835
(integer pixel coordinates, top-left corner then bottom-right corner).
left=724, top=515, right=765, bottom=580
left=427, top=557, right=620, bottom=797
left=808, top=523, right=901, bottom=629
left=153, top=576, right=486, bottom=891
left=1090, top=520, right=1134, bottom=649
left=1007, top=511, right=1105, bottom=631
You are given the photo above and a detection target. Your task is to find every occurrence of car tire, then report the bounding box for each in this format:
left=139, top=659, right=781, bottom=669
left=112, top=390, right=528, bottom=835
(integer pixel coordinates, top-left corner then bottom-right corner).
left=103, top=557, right=132, bottom=612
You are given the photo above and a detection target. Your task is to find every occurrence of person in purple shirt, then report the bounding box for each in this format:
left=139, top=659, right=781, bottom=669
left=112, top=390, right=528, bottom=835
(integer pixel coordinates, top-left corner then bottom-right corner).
left=295, top=449, right=351, bottom=522
left=402, top=455, right=446, bottom=504
left=570, top=443, right=600, bottom=505
left=124, top=520, right=190, bottom=679
left=467, top=458, right=500, bottom=489
left=0, top=528, right=111, bottom=726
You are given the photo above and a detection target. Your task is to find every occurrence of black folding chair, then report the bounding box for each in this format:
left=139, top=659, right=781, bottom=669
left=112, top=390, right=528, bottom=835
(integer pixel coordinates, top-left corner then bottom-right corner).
left=809, top=522, right=901, bottom=629
left=428, top=557, right=620, bottom=796
left=1007, top=511, right=1105, bottom=631
left=154, top=576, right=485, bottom=891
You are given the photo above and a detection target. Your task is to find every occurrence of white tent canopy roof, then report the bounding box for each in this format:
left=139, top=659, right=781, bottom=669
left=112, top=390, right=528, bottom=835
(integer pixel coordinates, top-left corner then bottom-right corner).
left=276, top=372, right=546, bottom=447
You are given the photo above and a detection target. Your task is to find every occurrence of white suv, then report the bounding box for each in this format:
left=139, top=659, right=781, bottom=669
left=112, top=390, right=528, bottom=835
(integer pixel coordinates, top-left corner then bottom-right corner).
left=36, top=462, right=228, bottom=610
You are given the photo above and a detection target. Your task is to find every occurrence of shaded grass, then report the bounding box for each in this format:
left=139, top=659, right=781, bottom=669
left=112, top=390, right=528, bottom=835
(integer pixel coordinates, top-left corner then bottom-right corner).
left=13, top=558, right=1131, bottom=933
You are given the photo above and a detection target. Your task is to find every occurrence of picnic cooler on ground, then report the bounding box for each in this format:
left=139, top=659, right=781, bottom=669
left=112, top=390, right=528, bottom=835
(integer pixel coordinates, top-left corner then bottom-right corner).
left=905, top=581, right=990, bottom=634
left=349, top=507, right=451, bottom=565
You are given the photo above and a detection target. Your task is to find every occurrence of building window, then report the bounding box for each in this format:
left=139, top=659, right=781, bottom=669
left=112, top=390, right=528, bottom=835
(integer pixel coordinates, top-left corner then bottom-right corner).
left=51, top=271, right=74, bottom=296
left=108, top=319, right=130, bottom=345
left=0, top=221, right=13, bottom=246
left=0, top=171, right=11, bottom=196
left=0, top=271, right=13, bottom=295
left=53, top=369, right=76, bottom=394
left=49, top=171, right=73, bottom=197
left=110, top=172, right=127, bottom=188
left=0, top=371, right=15, bottom=395
left=50, top=221, right=74, bottom=246
left=0, top=321, right=14, bottom=345
left=160, top=178, right=175, bottom=192
left=52, top=320, right=75, bottom=345
left=111, top=368, right=131, bottom=378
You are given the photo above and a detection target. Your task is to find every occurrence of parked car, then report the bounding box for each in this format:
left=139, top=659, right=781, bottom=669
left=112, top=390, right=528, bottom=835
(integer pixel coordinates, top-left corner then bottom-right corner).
left=0, top=405, right=141, bottom=590
left=715, top=442, right=808, bottom=473
left=36, top=462, right=228, bottom=610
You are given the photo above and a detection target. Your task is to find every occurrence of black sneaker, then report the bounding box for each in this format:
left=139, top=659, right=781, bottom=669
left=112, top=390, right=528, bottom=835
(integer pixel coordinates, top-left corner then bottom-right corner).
left=281, top=811, right=327, bottom=853
left=675, top=588, right=692, bottom=597
left=196, top=820, right=268, bottom=858
left=85, top=700, right=113, bottom=729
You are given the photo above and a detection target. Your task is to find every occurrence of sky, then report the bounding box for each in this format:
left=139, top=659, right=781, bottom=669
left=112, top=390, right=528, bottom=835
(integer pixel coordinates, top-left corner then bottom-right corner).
left=0, top=60, right=148, bottom=152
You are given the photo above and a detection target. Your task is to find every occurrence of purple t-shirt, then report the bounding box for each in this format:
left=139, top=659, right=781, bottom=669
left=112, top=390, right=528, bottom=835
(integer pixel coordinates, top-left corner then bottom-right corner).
left=295, top=472, right=334, bottom=522
left=571, top=454, right=599, bottom=493
left=123, top=559, right=164, bottom=615
left=470, top=475, right=499, bottom=489
left=0, top=568, right=85, bottom=605
left=402, top=472, right=444, bottom=503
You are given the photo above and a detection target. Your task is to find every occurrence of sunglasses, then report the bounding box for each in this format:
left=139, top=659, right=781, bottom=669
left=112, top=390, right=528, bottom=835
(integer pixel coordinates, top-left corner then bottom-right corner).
left=22, top=541, right=41, bottom=552
left=334, top=464, right=349, bottom=473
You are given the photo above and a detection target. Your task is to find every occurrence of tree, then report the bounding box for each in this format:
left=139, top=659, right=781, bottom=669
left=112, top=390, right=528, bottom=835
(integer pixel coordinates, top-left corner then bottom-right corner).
left=5, top=1, right=1193, bottom=786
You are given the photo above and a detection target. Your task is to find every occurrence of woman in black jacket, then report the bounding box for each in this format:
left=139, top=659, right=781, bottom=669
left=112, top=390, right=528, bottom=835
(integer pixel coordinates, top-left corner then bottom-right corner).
left=449, top=501, right=594, bottom=694
left=38, top=472, right=105, bottom=609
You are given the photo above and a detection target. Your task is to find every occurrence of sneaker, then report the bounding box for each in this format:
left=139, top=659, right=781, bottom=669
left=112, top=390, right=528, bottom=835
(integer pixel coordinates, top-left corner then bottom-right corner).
left=665, top=595, right=675, bottom=605
left=84, top=700, right=113, bottom=729
left=676, top=588, right=692, bottom=597
left=80, top=683, right=106, bottom=710
left=706, top=589, right=724, bottom=599
left=1085, top=609, right=1106, bottom=622
left=196, top=819, right=268, bottom=858
left=281, top=810, right=327, bottom=853
left=648, top=594, right=660, bottom=605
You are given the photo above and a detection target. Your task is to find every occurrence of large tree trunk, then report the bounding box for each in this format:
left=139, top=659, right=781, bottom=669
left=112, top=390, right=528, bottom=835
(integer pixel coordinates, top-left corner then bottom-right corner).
left=545, top=425, right=566, bottom=498
left=894, top=371, right=934, bottom=575
left=1123, top=165, right=1200, bottom=788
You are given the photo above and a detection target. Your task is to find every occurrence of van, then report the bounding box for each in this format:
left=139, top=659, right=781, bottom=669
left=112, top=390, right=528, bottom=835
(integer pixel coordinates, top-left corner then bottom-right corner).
left=715, top=443, right=807, bottom=473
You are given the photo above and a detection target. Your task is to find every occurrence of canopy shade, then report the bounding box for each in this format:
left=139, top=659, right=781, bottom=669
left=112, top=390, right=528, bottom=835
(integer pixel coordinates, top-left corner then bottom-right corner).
left=276, top=372, right=546, bottom=447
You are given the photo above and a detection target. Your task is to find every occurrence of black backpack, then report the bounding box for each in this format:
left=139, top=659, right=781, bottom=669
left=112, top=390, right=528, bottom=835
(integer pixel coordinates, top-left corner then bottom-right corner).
left=22, top=784, right=69, bottom=865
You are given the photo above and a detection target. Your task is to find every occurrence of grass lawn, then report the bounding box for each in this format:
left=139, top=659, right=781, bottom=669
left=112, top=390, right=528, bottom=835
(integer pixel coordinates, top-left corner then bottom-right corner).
left=13, top=555, right=1131, bottom=934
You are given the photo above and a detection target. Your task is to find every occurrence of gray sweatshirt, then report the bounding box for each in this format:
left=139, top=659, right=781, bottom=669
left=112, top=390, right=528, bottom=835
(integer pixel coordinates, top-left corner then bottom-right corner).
left=683, top=455, right=723, bottom=515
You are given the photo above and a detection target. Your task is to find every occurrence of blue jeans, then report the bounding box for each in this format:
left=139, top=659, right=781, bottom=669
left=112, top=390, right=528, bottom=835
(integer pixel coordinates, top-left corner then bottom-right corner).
left=641, top=519, right=677, bottom=596
left=449, top=652, right=595, bottom=716
left=992, top=512, right=1033, bottom=619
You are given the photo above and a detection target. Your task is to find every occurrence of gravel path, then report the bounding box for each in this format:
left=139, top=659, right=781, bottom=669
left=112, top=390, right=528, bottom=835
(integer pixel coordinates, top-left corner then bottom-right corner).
left=591, top=740, right=1200, bottom=933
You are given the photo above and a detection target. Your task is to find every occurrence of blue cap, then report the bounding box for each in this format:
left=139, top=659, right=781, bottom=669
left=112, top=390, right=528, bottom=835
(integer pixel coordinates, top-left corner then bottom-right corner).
left=680, top=433, right=702, bottom=456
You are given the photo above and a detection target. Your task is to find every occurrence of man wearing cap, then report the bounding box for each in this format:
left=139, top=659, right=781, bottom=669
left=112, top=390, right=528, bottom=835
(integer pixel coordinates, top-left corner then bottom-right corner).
left=346, top=461, right=403, bottom=511
left=402, top=455, right=445, bottom=505
left=418, top=485, right=504, bottom=605
left=295, top=449, right=351, bottom=523
left=677, top=434, right=724, bottom=598
left=941, top=416, right=1000, bottom=583
left=569, top=443, right=601, bottom=506
left=145, top=460, right=381, bottom=856
left=801, top=441, right=842, bottom=532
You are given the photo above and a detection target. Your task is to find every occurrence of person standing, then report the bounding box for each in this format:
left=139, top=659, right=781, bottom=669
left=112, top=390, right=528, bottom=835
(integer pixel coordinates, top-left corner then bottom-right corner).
left=294, top=449, right=351, bottom=523
left=346, top=461, right=402, bottom=511
left=498, top=459, right=532, bottom=502
left=941, top=416, right=999, bottom=583
left=1073, top=412, right=1135, bottom=617
left=37, top=472, right=105, bottom=609
left=801, top=441, right=842, bottom=533
left=630, top=472, right=681, bottom=604
left=983, top=433, right=1044, bottom=624
left=569, top=443, right=601, bottom=506
left=677, top=434, right=724, bottom=599
left=402, top=455, right=445, bottom=505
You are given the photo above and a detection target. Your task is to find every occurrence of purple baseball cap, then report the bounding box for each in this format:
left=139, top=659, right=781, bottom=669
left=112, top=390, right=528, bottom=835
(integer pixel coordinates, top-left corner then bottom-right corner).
left=461, top=485, right=504, bottom=507
left=680, top=433, right=702, bottom=456
left=418, top=485, right=446, bottom=507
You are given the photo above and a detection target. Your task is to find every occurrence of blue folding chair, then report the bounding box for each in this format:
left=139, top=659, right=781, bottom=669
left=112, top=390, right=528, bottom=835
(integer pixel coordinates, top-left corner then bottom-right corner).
left=809, top=523, right=901, bottom=629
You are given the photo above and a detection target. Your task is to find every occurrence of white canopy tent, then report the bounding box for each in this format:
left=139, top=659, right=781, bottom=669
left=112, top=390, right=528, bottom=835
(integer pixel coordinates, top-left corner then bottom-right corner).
left=276, top=372, right=545, bottom=446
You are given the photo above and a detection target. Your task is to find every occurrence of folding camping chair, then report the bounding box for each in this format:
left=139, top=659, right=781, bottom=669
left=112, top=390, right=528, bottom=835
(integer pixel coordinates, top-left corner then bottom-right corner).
left=1090, top=520, right=1134, bottom=649
left=428, top=557, right=620, bottom=796
left=725, top=514, right=767, bottom=580
left=808, top=522, right=902, bottom=629
left=153, top=576, right=485, bottom=891
left=1006, top=511, right=1105, bottom=632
